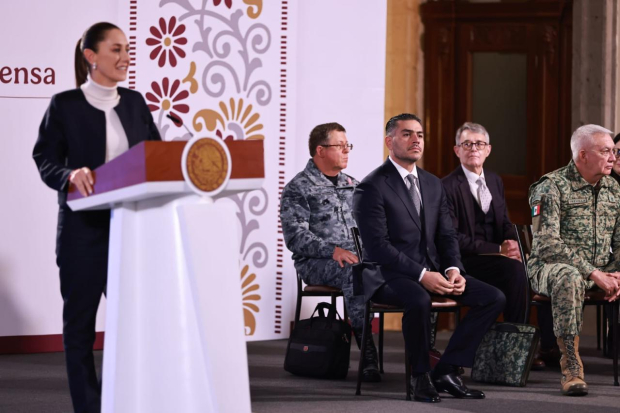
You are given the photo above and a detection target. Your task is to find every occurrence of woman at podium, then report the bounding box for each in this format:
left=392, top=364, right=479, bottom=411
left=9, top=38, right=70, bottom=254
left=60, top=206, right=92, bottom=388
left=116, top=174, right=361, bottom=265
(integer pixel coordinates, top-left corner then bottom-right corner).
left=32, top=22, right=161, bottom=413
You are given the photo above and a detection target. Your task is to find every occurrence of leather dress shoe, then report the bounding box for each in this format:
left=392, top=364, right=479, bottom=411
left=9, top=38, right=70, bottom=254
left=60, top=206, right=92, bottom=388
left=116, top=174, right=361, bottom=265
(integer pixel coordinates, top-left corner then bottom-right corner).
left=531, top=357, right=546, bottom=371
left=409, top=372, right=441, bottom=403
left=431, top=372, right=485, bottom=399
left=429, top=348, right=465, bottom=375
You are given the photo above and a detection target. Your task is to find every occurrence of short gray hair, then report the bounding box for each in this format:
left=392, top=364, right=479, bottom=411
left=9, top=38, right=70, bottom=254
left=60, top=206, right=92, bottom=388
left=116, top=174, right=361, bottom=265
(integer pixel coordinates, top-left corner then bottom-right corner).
left=570, top=124, right=613, bottom=161
left=455, top=122, right=489, bottom=145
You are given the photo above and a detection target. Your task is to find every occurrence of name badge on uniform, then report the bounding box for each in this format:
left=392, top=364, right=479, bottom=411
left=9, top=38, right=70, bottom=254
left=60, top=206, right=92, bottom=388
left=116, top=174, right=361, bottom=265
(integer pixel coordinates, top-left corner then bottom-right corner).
left=568, top=197, right=588, bottom=204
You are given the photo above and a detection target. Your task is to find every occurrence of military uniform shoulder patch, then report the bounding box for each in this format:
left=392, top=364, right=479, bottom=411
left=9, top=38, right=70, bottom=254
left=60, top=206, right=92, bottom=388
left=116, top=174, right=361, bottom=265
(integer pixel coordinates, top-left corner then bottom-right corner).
left=531, top=196, right=544, bottom=233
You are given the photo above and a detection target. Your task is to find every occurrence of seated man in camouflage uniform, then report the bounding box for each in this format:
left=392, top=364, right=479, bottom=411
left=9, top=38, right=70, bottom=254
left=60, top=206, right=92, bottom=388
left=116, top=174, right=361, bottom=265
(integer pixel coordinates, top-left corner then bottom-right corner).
left=528, top=124, right=620, bottom=396
left=280, top=122, right=380, bottom=382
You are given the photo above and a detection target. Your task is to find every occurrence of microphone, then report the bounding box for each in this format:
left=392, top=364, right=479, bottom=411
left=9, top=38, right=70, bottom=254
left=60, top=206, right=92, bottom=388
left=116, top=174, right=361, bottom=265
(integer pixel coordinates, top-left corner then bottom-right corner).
left=166, top=113, right=194, bottom=137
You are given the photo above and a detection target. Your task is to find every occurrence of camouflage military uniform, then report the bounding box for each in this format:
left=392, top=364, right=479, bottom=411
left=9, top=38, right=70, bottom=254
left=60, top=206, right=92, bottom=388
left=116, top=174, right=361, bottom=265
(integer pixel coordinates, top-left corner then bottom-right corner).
left=528, top=160, right=620, bottom=338
left=281, top=159, right=365, bottom=330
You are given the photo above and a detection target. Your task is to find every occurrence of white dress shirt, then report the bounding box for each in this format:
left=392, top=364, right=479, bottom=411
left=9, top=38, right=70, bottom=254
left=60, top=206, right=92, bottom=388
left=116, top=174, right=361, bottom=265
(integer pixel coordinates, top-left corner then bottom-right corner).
left=80, top=76, right=129, bottom=162
left=461, top=164, right=486, bottom=210
left=388, top=157, right=459, bottom=282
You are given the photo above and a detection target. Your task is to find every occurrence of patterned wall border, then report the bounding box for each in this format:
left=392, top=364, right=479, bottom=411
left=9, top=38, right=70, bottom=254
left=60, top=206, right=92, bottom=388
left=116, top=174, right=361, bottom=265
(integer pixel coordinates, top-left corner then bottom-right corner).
left=274, top=0, right=289, bottom=335
left=128, top=0, right=138, bottom=89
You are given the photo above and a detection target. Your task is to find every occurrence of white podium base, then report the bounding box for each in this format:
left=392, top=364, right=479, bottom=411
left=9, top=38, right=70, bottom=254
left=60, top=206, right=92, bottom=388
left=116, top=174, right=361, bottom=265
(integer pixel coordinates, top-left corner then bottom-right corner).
left=102, top=194, right=251, bottom=413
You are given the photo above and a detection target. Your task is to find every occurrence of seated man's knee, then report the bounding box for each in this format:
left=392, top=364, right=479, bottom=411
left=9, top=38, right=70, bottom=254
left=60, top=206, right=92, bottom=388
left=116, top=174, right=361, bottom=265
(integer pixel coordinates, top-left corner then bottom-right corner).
left=403, top=292, right=431, bottom=316
left=554, top=265, right=583, bottom=290
left=490, top=287, right=507, bottom=313
left=507, top=259, right=527, bottom=285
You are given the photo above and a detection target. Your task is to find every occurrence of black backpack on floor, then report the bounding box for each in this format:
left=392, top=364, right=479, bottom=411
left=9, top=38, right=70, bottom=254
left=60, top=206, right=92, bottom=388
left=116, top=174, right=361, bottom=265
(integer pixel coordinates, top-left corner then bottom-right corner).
left=284, top=302, right=352, bottom=379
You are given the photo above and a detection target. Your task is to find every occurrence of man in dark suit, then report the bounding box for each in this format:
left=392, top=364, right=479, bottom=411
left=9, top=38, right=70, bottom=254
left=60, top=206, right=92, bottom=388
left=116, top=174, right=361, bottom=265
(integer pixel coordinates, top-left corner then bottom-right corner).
left=441, top=122, right=527, bottom=324
left=353, top=113, right=505, bottom=403
left=442, top=122, right=556, bottom=370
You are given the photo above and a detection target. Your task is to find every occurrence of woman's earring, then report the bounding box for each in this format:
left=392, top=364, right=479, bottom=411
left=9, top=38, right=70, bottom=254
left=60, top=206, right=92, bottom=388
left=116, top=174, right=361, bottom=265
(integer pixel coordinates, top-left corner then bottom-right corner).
left=92, top=63, right=97, bottom=70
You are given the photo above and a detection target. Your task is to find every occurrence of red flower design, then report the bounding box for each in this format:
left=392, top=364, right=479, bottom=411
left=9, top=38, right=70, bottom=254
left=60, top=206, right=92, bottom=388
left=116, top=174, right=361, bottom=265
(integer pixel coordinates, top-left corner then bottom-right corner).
left=213, top=0, right=233, bottom=8
left=146, top=17, right=188, bottom=68
left=146, top=78, right=190, bottom=126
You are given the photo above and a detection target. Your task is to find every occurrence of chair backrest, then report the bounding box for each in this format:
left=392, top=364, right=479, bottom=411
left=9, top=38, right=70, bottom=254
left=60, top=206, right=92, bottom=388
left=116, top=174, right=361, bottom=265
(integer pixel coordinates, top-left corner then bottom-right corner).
left=351, top=227, right=363, bottom=260
left=296, top=271, right=303, bottom=294
left=514, top=224, right=535, bottom=322
left=514, top=224, right=533, bottom=266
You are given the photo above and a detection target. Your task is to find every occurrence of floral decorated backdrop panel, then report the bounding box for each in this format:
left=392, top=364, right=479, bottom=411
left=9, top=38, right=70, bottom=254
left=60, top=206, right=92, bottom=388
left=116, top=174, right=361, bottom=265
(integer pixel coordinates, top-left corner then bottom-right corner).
left=118, top=0, right=291, bottom=341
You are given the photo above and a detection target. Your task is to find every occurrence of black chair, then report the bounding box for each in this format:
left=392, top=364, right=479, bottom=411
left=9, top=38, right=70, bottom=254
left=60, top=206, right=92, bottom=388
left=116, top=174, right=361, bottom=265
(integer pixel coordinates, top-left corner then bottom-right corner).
left=515, top=224, right=619, bottom=386
left=351, top=227, right=463, bottom=398
left=293, top=271, right=347, bottom=327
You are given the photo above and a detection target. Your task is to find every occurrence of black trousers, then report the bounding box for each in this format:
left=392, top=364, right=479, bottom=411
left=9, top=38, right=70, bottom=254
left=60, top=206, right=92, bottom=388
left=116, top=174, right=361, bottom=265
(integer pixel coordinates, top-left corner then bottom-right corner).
left=373, top=274, right=505, bottom=373
left=461, top=255, right=527, bottom=324
left=57, top=207, right=110, bottom=413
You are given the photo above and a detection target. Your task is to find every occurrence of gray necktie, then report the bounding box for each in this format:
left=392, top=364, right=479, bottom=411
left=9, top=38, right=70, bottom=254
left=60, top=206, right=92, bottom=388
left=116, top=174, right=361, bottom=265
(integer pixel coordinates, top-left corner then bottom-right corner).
left=405, top=174, right=422, bottom=216
left=477, top=177, right=492, bottom=213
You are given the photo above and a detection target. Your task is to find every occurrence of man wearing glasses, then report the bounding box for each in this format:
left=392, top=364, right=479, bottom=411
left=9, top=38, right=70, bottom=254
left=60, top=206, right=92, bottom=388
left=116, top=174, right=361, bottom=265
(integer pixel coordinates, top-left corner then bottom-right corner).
left=528, top=124, right=620, bottom=396
left=441, top=123, right=558, bottom=371
left=441, top=123, right=527, bottom=322
left=280, top=122, right=381, bottom=382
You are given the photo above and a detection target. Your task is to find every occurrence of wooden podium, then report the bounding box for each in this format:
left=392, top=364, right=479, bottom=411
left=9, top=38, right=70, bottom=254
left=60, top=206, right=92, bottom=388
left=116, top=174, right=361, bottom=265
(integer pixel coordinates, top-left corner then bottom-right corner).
left=67, top=140, right=264, bottom=413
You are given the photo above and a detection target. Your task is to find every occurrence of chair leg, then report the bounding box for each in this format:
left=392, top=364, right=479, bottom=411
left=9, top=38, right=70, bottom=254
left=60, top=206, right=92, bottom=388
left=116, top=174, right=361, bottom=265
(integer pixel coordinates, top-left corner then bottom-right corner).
left=356, top=302, right=371, bottom=396
left=613, top=302, right=618, bottom=386
left=596, top=305, right=601, bottom=351
left=603, top=305, right=608, bottom=357
left=294, top=293, right=302, bottom=327
left=379, top=313, right=385, bottom=374
left=405, top=348, right=411, bottom=400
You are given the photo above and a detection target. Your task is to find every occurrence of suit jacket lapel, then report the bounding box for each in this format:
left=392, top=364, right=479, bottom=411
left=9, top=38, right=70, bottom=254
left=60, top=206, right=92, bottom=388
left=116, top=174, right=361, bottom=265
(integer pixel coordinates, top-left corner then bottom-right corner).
left=456, top=169, right=477, bottom=240
left=417, top=170, right=434, bottom=245
left=383, top=161, right=421, bottom=230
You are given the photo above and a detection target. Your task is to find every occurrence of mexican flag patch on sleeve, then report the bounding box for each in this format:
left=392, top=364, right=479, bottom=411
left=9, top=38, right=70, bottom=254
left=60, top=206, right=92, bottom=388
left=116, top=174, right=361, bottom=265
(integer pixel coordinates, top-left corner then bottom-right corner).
left=531, top=204, right=541, bottom=217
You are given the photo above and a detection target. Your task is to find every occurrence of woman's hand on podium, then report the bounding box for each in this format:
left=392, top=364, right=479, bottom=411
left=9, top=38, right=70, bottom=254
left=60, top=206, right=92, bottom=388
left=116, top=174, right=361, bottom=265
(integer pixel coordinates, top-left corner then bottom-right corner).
left=69, top=167, right=94, bottom=197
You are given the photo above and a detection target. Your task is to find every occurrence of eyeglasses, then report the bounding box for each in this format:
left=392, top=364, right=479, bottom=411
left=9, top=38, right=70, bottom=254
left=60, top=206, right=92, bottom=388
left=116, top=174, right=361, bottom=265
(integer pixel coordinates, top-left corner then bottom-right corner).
left=458, top=141, right=489, bottom=150
left=589, top=148, right=617, bottom=158
left=320, top=143, right=354, bottom=151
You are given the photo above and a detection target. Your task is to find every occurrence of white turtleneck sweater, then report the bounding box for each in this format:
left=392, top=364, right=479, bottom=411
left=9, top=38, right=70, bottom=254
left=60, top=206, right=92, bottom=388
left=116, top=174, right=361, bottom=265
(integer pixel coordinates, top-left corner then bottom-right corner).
left=80, top=77, right=129, bottom=162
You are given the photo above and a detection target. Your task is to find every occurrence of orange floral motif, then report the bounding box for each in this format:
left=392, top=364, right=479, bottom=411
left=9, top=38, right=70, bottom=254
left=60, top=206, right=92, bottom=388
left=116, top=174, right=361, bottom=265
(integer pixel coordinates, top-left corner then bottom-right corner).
left=241, top=265, right=260, bottom=336
left=193, top=97, right=264, bottom=140
left=146, top=17, right=188, bottom=68
left=243, top=0, right=263, bottom=19
left=183, top=62, right=199, bottom=94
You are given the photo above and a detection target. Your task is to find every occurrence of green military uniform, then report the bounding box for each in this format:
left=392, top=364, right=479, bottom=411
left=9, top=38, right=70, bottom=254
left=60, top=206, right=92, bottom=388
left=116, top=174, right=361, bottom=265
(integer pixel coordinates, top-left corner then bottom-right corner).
left=528, top=160, right=620, bottom=338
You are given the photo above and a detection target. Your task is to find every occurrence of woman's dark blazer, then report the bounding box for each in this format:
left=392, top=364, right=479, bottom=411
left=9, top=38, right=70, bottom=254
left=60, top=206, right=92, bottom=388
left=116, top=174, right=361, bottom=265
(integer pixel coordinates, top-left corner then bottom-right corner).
left=33, top=87, right=161, bottom=264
